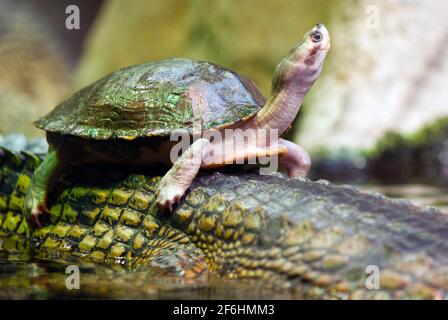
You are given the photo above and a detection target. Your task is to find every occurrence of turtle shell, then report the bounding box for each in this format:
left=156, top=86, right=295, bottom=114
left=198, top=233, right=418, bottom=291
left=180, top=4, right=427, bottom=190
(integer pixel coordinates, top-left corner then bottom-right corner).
left=35, top=58, right=266, bottom=140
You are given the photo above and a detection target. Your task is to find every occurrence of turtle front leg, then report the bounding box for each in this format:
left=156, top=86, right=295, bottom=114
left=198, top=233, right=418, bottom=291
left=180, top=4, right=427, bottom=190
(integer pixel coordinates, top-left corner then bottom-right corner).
left=156, top=138, right=212, bottom=212
left=278, top=138, right=311, bottom=177
left=24, top=148, right=74, bottom=226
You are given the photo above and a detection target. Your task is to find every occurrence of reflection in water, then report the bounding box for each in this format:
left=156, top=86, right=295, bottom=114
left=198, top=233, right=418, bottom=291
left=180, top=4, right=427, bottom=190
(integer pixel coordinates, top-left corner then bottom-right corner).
left=0, top=260, right=292, bottom=299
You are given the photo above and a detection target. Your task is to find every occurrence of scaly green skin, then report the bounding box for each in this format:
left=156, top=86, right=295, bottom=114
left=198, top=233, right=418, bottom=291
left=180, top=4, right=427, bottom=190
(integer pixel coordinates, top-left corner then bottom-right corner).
left=1, top=148, right=448, bottom=299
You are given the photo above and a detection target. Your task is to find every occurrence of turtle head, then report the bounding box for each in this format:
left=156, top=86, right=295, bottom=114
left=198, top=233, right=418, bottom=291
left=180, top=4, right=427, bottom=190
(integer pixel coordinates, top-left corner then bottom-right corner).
left=272, top=23, right=331, bottom=92
left=254, top=24, right=330, bottom=132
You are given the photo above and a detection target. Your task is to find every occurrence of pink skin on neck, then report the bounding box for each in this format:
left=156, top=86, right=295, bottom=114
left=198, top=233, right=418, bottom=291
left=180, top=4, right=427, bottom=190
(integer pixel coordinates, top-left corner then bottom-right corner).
left=237, top=67, right=321, bottom=144
left=243, top=24, right=330, bottom=135
left=250, top=78, right=309, bottom=135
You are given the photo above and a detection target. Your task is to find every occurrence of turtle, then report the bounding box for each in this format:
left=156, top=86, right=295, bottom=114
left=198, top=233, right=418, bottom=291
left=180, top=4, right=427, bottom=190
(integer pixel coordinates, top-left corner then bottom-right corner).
left=24, top=24, right=330, bottom=225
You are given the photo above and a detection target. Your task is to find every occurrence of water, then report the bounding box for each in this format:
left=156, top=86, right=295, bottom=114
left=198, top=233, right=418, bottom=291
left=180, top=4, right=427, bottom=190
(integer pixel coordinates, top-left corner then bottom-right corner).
left=0, top=260, right=292, bottom=299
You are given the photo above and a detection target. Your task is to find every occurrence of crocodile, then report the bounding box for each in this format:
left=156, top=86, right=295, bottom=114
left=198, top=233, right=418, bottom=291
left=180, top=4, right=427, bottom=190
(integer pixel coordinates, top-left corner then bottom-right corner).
left=1, top=147, right=448, bottom=299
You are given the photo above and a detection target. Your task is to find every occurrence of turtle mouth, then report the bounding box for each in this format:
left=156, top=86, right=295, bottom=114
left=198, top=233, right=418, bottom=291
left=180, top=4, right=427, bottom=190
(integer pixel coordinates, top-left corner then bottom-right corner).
left=304, top=42, right=330, bottom=67
left=309, top=39, right=330, bottom=61
left=310, top=46, right=320, bottom=56
left=309, top=42, right=329, bottom=57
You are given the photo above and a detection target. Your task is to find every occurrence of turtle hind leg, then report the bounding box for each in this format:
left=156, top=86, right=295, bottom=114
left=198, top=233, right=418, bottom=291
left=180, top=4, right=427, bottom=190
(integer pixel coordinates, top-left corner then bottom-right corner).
left=24, top=146, right=76, bottom=226
left=156, top=138, right=212, bottom=212
left=278, top=138, right=311, bottom=177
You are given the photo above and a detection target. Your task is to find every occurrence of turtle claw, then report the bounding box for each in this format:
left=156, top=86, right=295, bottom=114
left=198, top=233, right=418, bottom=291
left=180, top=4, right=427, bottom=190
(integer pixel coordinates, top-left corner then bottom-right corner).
left=30, top=203, right=49, bottom=227
left=156, top=187, right=184, bottom=213
left=24, top=188, right=49, bottom=227
left=32, top=215, right=41, bottom=228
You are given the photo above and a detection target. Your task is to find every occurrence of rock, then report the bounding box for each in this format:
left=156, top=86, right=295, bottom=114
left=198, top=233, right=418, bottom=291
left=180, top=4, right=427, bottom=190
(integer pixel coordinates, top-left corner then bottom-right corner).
left=0, top=133, right=27, bottom=153
left=0, top=0, right=71, bottom=137
left=0, top=133, right=47, bottom=154
left=26, top=137, right=48, bottom=155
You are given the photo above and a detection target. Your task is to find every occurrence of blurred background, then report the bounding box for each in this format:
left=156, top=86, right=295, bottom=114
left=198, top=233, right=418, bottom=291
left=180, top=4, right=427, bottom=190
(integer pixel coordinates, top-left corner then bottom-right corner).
left=0, top=0, right=447, bottom=209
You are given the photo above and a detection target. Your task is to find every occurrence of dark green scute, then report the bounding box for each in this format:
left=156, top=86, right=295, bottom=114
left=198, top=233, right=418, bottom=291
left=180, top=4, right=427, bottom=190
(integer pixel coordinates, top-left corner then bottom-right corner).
left=35, top=58, right=265, bottom=140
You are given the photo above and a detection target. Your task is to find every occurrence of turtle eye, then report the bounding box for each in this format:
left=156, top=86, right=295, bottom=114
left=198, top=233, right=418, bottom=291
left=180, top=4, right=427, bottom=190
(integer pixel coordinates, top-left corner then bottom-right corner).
left=311, top=31, right=323, bottom=43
